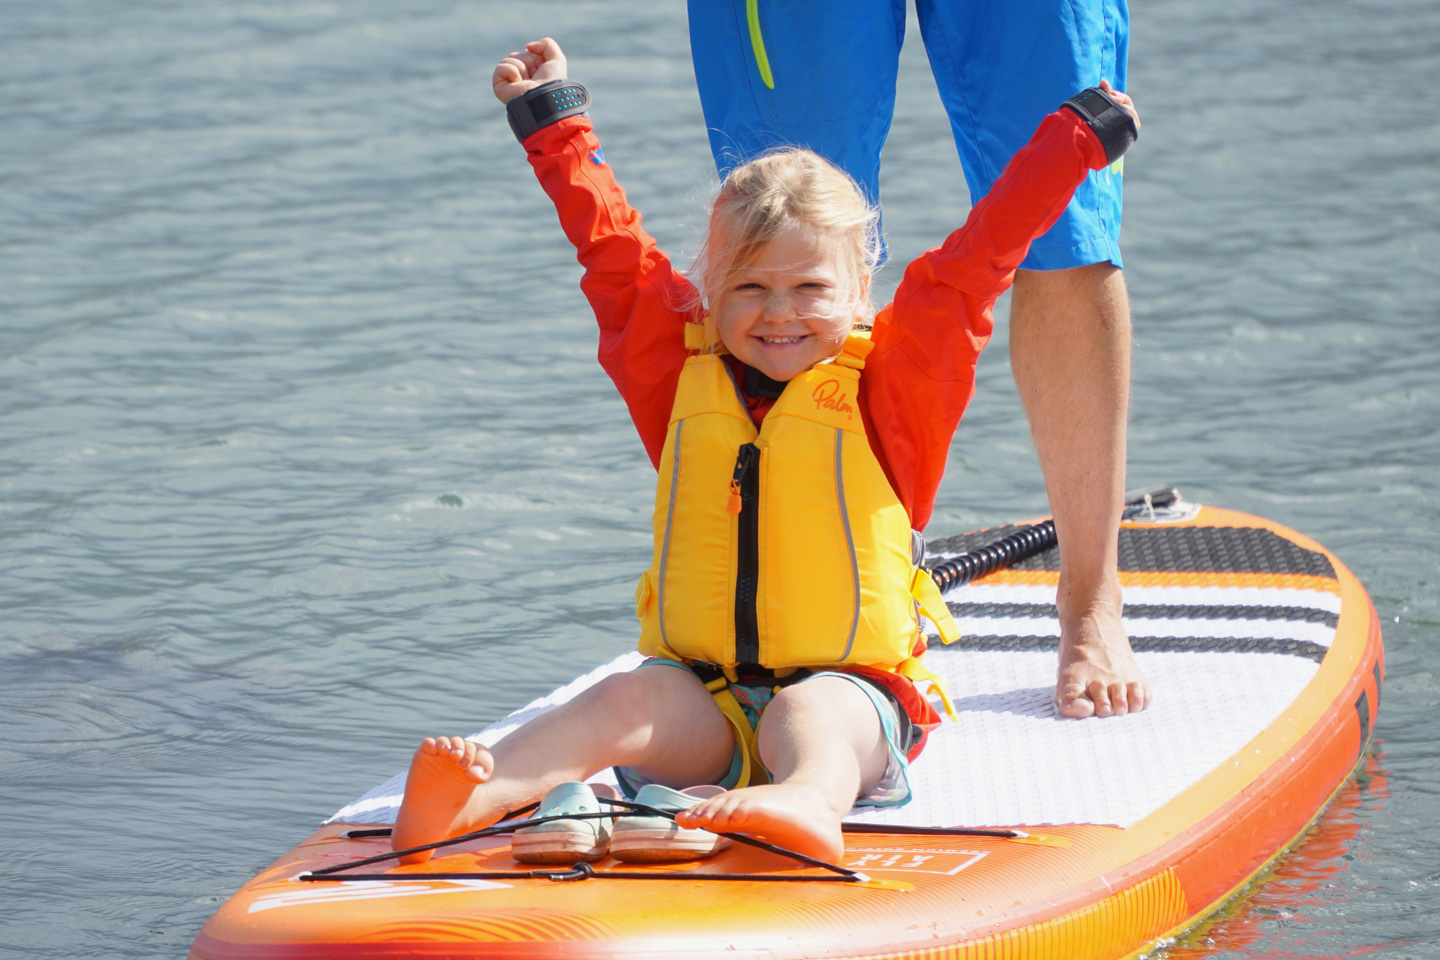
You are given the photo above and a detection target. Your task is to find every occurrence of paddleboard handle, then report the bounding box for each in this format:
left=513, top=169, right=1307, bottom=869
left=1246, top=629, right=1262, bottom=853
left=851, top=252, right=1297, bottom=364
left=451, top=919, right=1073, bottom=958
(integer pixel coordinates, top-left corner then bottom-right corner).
left=1120, top=484, right=1181, bottom=521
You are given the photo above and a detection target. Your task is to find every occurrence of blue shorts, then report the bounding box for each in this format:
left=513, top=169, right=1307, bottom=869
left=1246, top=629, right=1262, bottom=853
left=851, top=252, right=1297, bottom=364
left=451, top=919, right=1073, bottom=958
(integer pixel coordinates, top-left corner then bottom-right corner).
left=613, top=659, right=915, bottom=808
left=687, top=0, right=1128, bottom=270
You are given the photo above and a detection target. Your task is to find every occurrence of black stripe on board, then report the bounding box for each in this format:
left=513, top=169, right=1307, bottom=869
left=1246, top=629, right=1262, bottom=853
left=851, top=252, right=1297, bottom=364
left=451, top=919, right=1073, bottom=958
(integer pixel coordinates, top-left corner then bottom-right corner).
left=1356, top=689, right=1372, bottom=747
left=942, top=634, right=1329, bottom=663
left=945, top=602, right=1339, bottom=627
left=927, top=525, right=1337, bottom=579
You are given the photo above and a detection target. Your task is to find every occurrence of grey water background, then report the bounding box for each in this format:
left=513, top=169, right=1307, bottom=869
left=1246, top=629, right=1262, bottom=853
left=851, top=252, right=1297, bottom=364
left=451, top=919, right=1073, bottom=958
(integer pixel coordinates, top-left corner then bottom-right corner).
left=2, top=0, right=1437, bottom=955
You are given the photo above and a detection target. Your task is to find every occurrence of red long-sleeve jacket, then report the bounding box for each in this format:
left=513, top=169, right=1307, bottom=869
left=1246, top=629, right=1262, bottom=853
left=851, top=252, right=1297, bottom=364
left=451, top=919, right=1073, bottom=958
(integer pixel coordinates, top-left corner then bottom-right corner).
left=521, top=110, right=1111, bottom=532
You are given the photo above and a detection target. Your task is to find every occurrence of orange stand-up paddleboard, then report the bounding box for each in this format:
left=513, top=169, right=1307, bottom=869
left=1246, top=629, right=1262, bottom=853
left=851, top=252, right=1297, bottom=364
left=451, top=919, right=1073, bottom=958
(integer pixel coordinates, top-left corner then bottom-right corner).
left=190, top=498, right=1382, bottom=960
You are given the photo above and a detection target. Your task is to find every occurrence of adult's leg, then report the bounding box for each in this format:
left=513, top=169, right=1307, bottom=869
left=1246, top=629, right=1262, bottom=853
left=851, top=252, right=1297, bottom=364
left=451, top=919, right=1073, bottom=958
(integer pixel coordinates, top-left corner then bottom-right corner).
left=915, top=0, right=1128, bottom=269
left=686, top=0, right=906, bottom=203
left=916, top=0, right=1147, bottom=718
left=1010, top=264, right=1149, bottom=717
left=393, top=664, right=735, bottom=862
left=677, top=675, right=890, bottom=861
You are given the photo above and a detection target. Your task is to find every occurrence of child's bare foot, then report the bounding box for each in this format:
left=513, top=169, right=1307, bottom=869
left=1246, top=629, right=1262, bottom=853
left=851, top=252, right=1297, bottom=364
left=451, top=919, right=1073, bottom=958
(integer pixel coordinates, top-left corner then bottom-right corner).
left=674, top=783, right=845, bottom=862
left=392, top=736, right=495, bottom=864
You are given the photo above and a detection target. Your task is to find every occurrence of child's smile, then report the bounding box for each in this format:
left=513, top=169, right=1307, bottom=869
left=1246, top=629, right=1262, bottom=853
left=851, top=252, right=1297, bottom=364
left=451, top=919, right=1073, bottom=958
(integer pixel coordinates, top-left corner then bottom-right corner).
left=713, top=225, right=865, bottom=382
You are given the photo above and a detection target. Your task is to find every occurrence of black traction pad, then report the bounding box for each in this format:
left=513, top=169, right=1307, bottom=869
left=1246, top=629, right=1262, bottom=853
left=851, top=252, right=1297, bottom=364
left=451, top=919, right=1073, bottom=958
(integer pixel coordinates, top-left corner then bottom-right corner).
left=927, top=524, right=1337, bottom=579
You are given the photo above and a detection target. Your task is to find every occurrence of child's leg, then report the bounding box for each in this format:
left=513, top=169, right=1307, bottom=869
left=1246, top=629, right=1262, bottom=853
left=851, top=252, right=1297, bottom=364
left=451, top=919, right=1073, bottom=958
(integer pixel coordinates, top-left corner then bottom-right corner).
left=394, top=664, right=734, bottom=862
left=676, top=675, right=891, bottom=862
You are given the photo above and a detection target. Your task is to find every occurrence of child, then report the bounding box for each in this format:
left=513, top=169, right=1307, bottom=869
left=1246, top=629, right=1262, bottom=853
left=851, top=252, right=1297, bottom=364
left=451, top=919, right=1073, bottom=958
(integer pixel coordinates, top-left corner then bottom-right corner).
left=393, top=38, right=1139, bottom=865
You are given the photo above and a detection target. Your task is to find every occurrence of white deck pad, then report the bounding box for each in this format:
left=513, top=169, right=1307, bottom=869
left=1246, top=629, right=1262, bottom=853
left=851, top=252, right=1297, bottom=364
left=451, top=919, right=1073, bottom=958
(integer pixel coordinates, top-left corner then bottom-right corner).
left=329, top=582, right=1338, bottom=830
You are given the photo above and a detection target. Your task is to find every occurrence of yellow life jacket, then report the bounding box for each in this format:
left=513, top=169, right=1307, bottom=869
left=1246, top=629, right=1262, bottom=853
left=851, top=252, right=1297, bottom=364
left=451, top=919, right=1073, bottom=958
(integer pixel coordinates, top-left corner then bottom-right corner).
left=633, top=332, right=960, bottom=696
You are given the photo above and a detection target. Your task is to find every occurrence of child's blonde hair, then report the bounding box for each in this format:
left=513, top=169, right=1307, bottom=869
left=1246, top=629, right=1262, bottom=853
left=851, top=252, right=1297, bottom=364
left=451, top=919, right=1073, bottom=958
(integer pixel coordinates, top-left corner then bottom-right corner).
left=688, top=148, right=882, bottom=347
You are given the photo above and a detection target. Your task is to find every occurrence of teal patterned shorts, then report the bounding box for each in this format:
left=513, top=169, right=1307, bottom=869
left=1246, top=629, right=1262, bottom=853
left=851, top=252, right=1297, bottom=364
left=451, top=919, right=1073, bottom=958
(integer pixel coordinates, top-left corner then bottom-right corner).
left=613, top=659, right=913, bottom=808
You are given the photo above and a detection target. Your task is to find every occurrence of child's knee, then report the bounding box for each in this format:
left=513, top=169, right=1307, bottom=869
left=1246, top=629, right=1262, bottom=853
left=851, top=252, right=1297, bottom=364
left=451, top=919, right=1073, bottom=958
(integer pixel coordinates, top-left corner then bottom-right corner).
left=771, top=675, right=870, bottom=716
left=762, top=677, right=887, bottom=755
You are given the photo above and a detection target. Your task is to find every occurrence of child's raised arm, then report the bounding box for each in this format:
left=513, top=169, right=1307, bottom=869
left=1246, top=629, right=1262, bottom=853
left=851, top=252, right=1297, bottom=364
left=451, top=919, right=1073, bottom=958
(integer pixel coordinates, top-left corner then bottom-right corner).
left=492, top=38, right=569, bottom=105
left=491, top=39, right=699, bottom=469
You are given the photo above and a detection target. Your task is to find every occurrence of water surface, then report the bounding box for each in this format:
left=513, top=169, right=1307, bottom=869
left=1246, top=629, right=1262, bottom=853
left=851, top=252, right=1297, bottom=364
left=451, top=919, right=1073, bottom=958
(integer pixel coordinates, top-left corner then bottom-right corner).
left=2, top=1, right=1437, bottom=956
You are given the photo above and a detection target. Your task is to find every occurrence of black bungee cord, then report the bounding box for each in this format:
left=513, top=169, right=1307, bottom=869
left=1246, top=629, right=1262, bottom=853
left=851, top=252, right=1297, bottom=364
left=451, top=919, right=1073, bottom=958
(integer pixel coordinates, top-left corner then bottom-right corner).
left=309, top=798, right=1027, bottom=887
left=309, top=798, right=868, bottom=885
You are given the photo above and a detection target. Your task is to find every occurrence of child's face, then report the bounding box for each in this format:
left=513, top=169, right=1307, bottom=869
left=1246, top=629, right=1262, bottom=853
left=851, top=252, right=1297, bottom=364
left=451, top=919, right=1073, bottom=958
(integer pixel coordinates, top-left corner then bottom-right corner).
left=712, top=225, right=864, bottom=382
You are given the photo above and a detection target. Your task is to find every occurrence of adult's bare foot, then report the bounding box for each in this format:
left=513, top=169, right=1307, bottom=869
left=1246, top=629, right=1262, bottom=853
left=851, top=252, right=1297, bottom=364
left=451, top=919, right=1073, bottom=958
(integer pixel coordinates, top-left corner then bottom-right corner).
left=674, top=783, right=845, bottom=862
left=1055, top=605, right=1151, bottom=718
left=392, top=736, right=495, bottom=864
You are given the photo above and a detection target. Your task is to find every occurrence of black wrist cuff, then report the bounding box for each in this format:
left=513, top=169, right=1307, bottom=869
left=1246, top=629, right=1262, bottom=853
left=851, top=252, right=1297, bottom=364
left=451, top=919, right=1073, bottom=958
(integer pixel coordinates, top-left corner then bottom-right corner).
left=507, top=79, right=590, bottom=144
left=1062, top=86, right=1137, bottom=164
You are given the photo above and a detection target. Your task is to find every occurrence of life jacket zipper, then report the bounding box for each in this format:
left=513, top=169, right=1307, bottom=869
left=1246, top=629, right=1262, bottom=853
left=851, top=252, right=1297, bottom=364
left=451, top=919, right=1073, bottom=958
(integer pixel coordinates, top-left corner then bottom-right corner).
left=731, top=442, right=761, bottom=663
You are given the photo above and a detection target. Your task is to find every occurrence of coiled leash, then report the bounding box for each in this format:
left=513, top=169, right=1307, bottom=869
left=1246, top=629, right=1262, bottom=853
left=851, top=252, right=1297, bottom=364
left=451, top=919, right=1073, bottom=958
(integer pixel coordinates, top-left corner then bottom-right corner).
left=926, top=485, right=1180, bottom=592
